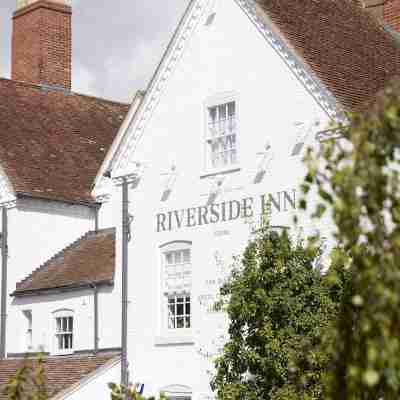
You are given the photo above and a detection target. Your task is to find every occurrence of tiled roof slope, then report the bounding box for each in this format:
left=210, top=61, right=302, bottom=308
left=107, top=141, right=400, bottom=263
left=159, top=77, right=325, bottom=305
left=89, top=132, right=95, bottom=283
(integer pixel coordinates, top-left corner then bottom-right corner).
left=255, top=0, right=400, bottom=111
left=0, top=78, right=129, bottom=204
left=13, top=228, right=115, bottom=296
left=0, top=353, right=119, bottom=399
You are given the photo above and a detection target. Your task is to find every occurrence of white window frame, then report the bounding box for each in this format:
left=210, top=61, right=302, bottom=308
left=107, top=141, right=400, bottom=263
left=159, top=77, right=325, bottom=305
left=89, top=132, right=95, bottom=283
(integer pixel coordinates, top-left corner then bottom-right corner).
left=52, top=309, right=74, bottom=355
left=203, top=92, right=239, bottom=176
left=167, top=293, right=191, bottom=330
left=157, top=242, right=193, bottom=345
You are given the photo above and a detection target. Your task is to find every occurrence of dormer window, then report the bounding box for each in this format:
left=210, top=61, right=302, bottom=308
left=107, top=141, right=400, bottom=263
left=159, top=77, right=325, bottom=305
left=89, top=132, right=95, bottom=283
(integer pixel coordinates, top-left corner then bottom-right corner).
left=206, top=99, right=237, bottom=171
left=53, top=310, right=74, bottom=354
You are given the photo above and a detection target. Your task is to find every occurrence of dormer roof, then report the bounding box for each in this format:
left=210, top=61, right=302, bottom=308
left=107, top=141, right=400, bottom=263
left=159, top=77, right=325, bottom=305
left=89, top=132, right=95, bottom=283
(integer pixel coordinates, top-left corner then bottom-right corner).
left=13, top=228, right=115, bottom=296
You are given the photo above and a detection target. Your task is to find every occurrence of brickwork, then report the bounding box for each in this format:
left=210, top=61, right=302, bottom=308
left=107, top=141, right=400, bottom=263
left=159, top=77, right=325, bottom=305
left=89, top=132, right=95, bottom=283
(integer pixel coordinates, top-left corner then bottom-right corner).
left=384, top=0, right=400, bottom=32
left=11, top=0, right=72, bottom=89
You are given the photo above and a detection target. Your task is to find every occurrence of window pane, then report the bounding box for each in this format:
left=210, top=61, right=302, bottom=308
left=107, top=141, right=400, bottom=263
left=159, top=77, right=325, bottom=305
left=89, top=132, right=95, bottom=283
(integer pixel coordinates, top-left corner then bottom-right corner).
left=208, top=107, right=217, bottom=124
left=177, top=317, right=184, bottom=328
left=173, top=251, right=180, bottom=264
left=186, top=301, right=191, bottom=315
left=228, top=102, right=235, bottom=117
left=185, top=316, right=191, bottom=328
left=57, top=335, right=62, bottom=350
left=218, top=104, right=227, bottom=120
left=228, top=135, right=236, bottom=149
left=183, top=249, right=191, bottom=263
left=165, top=252, right=173, bottom=265
left=177, top=303, right=184, bottom=316
left=231, top=149, right=237, bottom=164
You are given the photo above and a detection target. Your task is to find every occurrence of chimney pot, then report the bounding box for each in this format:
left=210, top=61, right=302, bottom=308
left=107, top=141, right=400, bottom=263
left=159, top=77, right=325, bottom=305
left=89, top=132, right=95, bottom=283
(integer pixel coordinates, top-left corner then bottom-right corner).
left=16, top=0, right=70, bottom=11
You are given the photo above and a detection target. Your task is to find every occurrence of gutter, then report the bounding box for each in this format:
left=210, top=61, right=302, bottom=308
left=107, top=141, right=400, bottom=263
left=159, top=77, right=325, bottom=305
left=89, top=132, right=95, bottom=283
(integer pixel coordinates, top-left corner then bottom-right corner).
left=0, top=207, right=8, bottom=358
left=16, top=193, right=101, bottom=209
left=10, top=280, right=114, bottom=298
left=121, top=178, right=129, bottom=390
left=88, top=282, right=99, bottom=354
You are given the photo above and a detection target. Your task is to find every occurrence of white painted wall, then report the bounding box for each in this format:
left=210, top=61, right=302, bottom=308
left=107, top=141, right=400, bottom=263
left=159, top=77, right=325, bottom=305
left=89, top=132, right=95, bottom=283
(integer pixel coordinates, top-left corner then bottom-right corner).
left=108, top=0, right=337, bottom=399
left=8, top=286, right=121, bottom=355
left=8, top=198, right=95, bottom=288
left=0, top=197, right=122, bottom=355
left=97, top=189, right=121, bottom=230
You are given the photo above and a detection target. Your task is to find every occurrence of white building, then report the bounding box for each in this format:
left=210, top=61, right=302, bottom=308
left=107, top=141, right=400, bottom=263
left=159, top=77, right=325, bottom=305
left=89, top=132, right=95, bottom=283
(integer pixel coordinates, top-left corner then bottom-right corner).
left=95, top=0, right=400, bottom=399
left=0, top=0, right=399, bottom=399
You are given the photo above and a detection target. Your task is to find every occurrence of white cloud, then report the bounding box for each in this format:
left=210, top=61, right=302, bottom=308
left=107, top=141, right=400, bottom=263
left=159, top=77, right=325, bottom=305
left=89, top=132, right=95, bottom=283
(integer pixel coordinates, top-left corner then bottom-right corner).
left=102, top=37, right=164, bottom=102
left=73, top=63, right=97, bottom=95
left=0, top=0, right=190, bottom=101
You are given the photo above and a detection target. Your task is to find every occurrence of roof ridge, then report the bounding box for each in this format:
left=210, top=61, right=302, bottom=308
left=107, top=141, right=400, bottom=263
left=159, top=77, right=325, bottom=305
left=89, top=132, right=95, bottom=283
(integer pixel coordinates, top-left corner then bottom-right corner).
left=0, top=77, right=129, bottom=107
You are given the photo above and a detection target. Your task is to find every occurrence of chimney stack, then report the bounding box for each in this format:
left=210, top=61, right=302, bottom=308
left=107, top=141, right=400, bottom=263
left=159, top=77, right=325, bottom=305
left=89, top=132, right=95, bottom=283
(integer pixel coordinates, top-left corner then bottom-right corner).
left=12, top=0, right=72, bottom=90
left=356, top=0, right=400, bottom=33
left=384, top=0, right=400, bottom=32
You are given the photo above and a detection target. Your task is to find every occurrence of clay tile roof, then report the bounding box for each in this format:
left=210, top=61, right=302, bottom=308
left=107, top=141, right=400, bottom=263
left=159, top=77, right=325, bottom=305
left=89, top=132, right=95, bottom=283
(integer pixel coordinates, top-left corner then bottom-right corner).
left=0, top=78, right=129, bottom=204
left=255, top=0, right=400, bottom=111
left=0, top=353, right=119, bottom=399
left=13, top=228, right=115, bottom=296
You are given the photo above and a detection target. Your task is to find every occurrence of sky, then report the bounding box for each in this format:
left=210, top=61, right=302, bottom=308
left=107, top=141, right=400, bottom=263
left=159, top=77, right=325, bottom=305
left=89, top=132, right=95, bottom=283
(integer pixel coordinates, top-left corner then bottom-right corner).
left=0, top=0, right=190, bottom=103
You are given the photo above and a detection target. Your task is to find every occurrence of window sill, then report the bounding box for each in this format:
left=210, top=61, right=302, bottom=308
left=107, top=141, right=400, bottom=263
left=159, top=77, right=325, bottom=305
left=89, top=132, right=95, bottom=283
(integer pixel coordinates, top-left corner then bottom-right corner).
left=200, top=166, right=241, bottom=179
left=52, top=349, right=74, bottom=356
left=155, top=335, right=194, bottom=347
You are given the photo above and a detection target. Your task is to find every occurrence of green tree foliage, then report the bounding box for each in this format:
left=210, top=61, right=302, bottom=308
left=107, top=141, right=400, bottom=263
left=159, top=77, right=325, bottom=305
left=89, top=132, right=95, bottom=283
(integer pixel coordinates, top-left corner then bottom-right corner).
left=302, top=81, right=400, bottom=399
left=3, top=357, right=48, bottom=400
left=108, top=383, right=166, bottom=400
left=212, top=226, right=344, bottom=400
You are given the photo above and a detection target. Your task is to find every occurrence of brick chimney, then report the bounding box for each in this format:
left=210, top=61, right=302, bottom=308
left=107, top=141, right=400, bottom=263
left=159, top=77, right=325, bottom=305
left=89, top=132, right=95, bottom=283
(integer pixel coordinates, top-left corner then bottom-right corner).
left=12, top=0, right=72, bottom=90
left=384, top=0, right=400, bottom=32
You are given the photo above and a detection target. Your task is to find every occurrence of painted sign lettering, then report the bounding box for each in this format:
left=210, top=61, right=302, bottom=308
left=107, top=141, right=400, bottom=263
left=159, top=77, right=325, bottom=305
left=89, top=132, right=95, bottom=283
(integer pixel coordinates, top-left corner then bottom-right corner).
left=156, top=189, right=296, bottom=232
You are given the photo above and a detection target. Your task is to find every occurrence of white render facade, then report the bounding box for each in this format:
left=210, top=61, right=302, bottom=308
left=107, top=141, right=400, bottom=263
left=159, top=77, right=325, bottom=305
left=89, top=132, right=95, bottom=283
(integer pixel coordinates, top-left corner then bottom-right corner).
left=0, top=198, right=95, bottom=353
left=97, top=0, right=343, bottom=398
left=0, top=193, right=122, bottom=356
